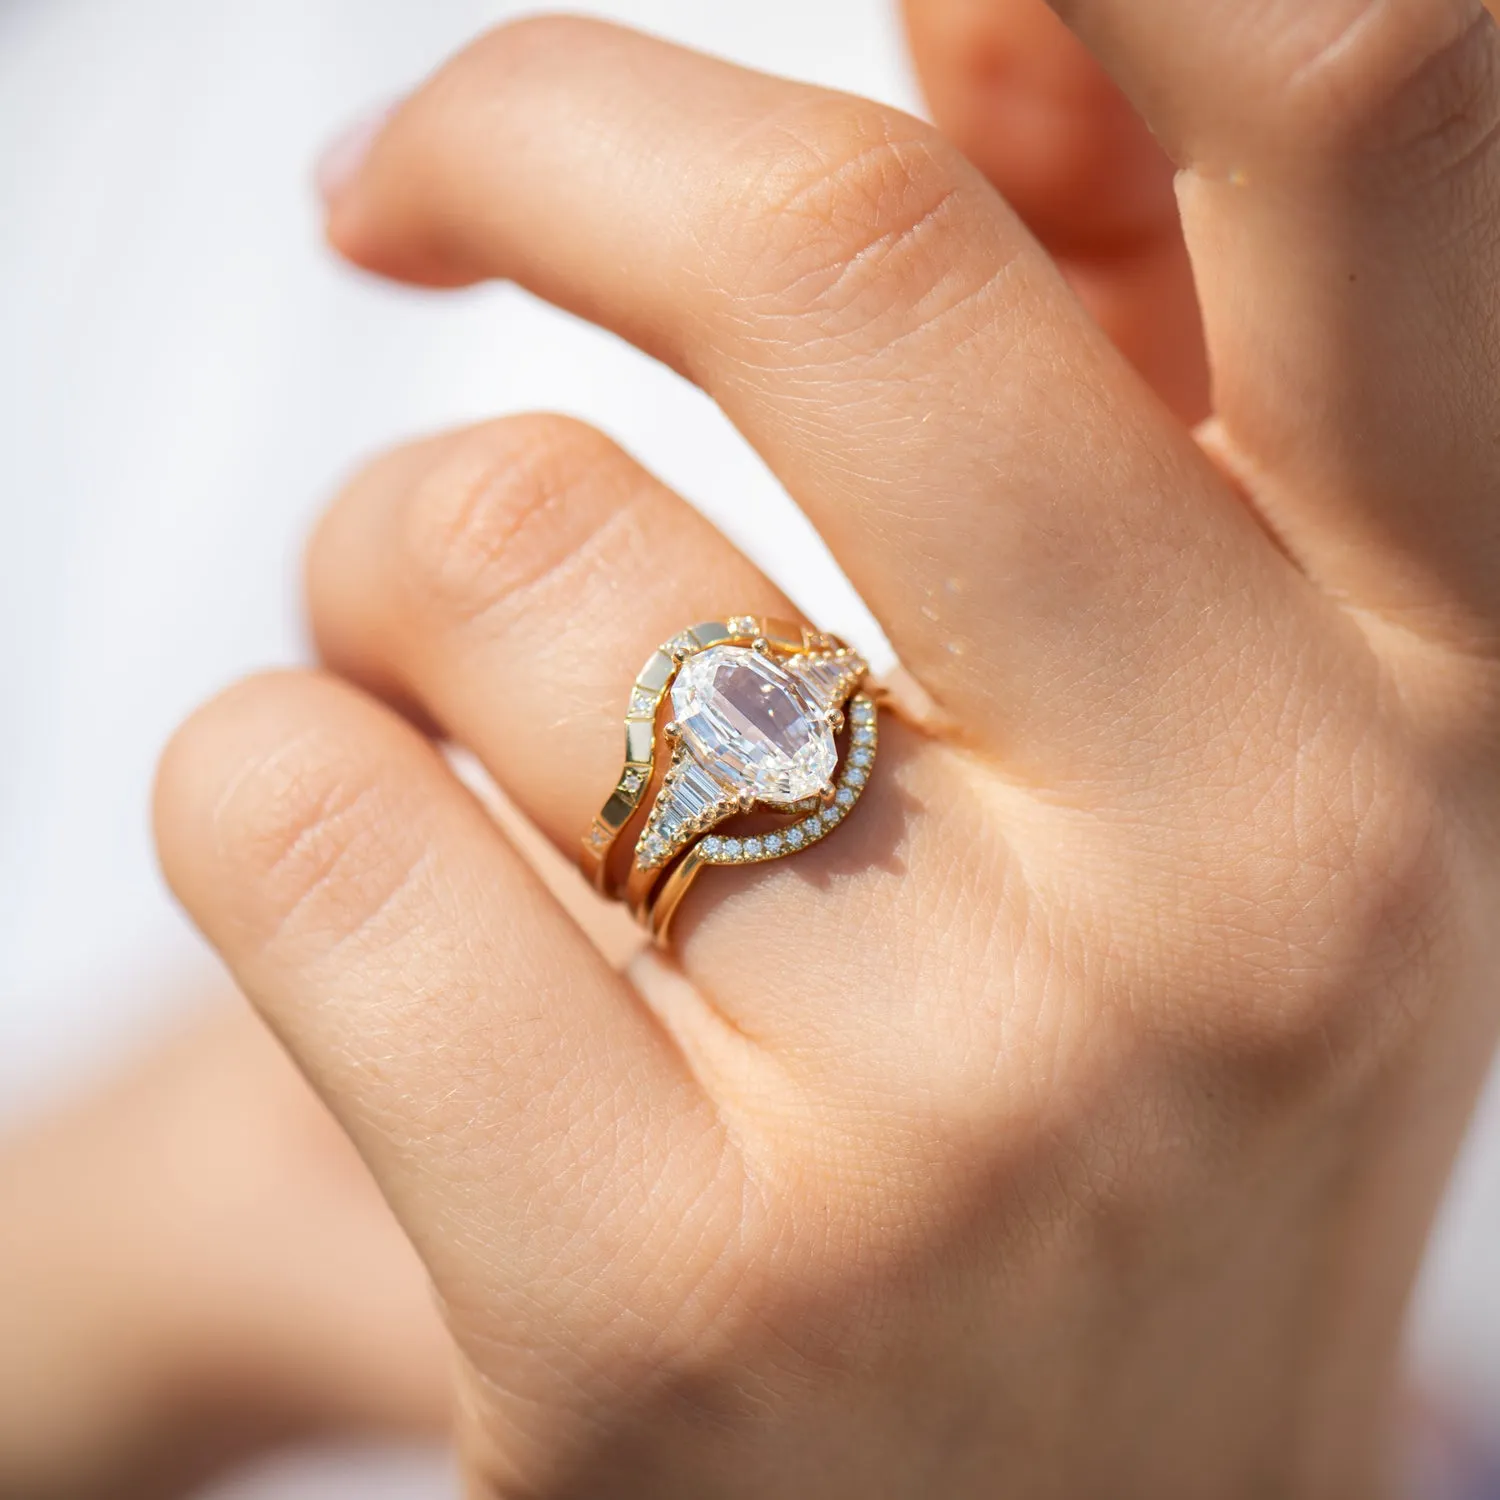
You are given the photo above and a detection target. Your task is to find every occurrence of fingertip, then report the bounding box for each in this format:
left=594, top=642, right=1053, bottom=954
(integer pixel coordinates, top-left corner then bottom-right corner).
left=316, top=104, right=395, bottom=207
left=316, top=102, right=395, bottom=274
left=317, top=99, right=479, bottom=288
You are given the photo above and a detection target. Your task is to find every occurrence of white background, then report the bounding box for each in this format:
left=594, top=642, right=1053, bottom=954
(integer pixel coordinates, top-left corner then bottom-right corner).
left=2, top=1, right=1496, bottom=1493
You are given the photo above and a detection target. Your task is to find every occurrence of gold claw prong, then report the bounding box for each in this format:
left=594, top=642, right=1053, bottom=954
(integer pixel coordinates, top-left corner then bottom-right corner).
left=664, top=721, right=681, bottom=739
left=751, top=637, right=772, bottom=656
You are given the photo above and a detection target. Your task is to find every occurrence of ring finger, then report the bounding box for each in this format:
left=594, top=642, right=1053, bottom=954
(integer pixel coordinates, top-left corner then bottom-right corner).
left=307, top=414, right=1016, bottom=1082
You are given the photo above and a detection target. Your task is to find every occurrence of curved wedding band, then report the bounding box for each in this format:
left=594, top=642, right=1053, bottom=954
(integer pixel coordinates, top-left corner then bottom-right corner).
left=580, top=616, right=879, bottom=942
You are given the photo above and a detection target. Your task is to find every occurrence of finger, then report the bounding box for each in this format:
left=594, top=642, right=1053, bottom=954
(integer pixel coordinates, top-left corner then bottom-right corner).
left=320, top=17, right=1291, bottom=758
left=153, top=670, right=743, bottom=1475
left=1044, top=0, right=1500, bottom=648
left=306, top=414, right=1013, bottom=1078
left=902, top=0, right=1208, bottom=419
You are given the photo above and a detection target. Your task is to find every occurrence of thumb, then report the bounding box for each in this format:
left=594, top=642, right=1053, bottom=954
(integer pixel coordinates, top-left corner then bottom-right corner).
left=902, top=0, right=1208, bottom=421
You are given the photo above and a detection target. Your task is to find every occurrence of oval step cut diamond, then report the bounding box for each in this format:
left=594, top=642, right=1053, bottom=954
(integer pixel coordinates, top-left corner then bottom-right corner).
left=672, top=645, right=836, bottom=804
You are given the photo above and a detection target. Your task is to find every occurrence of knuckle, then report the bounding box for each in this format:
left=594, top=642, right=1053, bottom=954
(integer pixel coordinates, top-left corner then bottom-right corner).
left=710, top=98, right=983, bottom=329
left=396, top=414, right=634, bottom=630
left=1277, top=1, right=1500, bottom=173
left=160, top=675, right=424, bottom=951
left=424, top=15, right=609, bottom=129
left=1211, top=738, right=1458, bottom=1077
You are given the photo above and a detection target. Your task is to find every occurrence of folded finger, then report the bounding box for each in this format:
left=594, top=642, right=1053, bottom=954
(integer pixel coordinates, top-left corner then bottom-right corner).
left=306, top=414, right=1014, bottom=1085
left=321, top=17, right=1289, bottom=763
left=153, top=669, right=744, bottom=1479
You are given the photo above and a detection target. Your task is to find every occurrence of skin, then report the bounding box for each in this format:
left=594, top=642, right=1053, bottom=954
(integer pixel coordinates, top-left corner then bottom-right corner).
left=17, top=0, right=1500, bottom=1495
left=0, top=1005, right=449, bottom=1500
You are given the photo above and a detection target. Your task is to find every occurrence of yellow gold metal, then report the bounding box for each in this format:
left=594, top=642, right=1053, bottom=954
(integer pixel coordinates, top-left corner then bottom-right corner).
left=579, top=614, right=877, bottom=933
left=642, top=692, right=882, bottom=941
left=580, top=617, right=761, bottom=894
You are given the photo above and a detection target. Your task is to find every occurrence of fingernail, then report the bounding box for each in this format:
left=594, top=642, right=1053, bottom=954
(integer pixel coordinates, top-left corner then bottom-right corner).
left=316, top=103, right=395, bottom=205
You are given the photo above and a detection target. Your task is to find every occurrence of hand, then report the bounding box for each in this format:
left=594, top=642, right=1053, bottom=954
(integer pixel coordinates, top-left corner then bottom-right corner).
left=156, top=6, right=1500, bottom=1496
left=0, top=1006, right=448, bottom=1500
left=903, top=0, right=1210, bottom=420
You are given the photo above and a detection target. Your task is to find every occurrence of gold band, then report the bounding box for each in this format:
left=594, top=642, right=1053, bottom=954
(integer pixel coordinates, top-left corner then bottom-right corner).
left=579, top=616, right=816, bottom=897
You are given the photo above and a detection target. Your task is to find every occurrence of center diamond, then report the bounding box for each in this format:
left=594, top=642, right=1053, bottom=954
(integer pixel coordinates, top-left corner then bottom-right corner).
left=672, top=645, right=836, bottom=804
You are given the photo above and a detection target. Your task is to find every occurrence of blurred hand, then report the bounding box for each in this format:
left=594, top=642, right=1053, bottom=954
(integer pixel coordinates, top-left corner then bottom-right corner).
left=903, top=0, right=1209, bottom=419
left=0, top=1004, right=448, bottom=1500
left=156, top=5, right=1500, bottom=1497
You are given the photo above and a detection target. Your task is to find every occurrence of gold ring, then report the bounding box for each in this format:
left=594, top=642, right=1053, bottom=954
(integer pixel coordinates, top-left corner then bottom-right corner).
left=580, top=616, right=878, bottom=942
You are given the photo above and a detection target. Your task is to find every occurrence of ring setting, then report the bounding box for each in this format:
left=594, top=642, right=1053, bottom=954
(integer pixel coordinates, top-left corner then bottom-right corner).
left=580, top=616, right=877, bottom=940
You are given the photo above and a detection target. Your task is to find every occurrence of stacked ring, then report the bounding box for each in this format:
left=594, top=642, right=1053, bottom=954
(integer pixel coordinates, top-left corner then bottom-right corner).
left=580, top=616, right=878, bottom=941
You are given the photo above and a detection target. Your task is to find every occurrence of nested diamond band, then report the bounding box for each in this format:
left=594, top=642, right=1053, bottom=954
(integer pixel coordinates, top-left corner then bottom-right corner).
left=579, top=616, right=878, bottom=941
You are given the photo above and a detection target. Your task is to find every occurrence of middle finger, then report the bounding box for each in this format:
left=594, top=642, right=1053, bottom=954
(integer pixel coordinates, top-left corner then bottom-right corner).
left=323, top=16, right=1300, bottom=774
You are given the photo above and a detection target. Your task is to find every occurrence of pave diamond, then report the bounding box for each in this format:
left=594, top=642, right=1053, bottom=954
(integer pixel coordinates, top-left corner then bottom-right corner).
left=671, top=645, right=836, bottom=805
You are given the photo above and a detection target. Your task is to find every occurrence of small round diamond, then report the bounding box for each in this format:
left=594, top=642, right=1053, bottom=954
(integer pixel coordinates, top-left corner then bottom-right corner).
left=836, top=787, right=855, bottom=807
left=821, top=806, right=841, bottom=826
left=846, top=766, right=867, bottom=787
left=849, top=748, right=872, bottom=768
left=852, top=701, right=875, bottom=723
left=853, top=727, right=875, bottom=746
left=786, top=825, right=805, bottom=848
left=764, top=834, right=782, bottom=854
left=701, top=837, right=722, bottom=857
left=722, top=838, right=742, bottom=858
left=744, top=837, right=763, bottom=857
